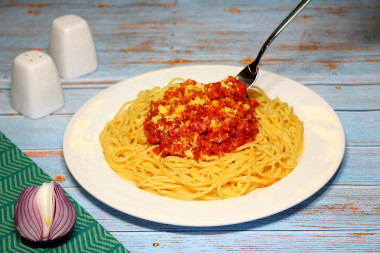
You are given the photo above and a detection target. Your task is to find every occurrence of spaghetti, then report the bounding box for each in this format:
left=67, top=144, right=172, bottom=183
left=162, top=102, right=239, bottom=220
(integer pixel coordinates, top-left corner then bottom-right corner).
left=99, top=77, right=304, bottom=200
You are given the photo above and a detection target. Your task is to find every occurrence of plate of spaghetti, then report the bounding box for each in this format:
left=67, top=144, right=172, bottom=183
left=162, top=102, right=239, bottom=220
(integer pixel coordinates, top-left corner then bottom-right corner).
left=63, top=65, right=345, bottom=226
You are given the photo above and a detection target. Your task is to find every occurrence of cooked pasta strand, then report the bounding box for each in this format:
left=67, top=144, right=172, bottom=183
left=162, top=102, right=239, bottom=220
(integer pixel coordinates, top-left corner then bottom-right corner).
left=99, top=80, right=303, bottom=200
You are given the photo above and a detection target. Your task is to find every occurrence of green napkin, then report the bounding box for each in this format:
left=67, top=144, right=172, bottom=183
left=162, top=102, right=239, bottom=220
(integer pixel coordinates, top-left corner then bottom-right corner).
left=0, top=132, right=129, bottom=253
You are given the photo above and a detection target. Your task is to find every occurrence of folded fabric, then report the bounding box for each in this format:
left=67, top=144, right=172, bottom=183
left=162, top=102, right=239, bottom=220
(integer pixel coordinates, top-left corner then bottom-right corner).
left=0, top=131, right=129, bottom=252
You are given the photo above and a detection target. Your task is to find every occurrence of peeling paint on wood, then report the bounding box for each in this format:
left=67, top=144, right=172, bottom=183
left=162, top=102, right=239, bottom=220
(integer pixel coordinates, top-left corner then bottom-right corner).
left=27, top=10, right=41, bottom=15
left=228, top=8, right=241, bottom=14
left=325, top=64, right=337, bottom=70
left=4, top=3, right=62, bottom=7
left=54, top=175, right=66, bottom=183
left=24, top=150, right=63, bottom=157
left=365, top=59, right=380, bottom=62
left=98, top=3, right=109, bottom=8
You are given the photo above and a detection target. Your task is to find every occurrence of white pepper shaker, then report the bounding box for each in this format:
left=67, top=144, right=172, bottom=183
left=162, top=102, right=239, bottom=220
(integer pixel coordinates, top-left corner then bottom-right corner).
left=49, top=15, right=97, bottom=79
left=10, top=51, right=64, bottom=119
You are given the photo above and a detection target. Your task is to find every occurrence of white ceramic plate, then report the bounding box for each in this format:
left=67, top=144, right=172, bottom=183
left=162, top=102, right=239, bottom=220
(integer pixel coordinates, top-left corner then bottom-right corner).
left=63, top=65, right=345, bottom=227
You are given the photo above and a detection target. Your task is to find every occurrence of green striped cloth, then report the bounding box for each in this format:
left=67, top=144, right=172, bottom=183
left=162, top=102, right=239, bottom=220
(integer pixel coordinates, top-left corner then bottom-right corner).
left=0, top=132, right=129, bottom=253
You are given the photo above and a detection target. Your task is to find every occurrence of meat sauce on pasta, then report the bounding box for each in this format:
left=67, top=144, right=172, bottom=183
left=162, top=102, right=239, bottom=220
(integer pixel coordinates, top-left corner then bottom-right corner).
left=99, top=76, right=304, bottom=200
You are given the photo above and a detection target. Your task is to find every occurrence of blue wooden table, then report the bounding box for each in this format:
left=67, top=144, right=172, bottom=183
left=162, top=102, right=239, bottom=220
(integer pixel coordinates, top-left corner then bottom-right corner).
left=1, top=0, right=379, bottom=252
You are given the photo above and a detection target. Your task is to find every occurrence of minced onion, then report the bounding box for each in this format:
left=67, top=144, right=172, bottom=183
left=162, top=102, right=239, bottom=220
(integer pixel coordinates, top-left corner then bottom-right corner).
left=14, top=181, right=76, bottom=244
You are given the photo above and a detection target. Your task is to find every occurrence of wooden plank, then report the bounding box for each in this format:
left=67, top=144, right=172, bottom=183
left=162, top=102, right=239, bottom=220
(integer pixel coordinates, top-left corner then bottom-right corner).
left=27, top=146, right=380, bottom=188
left=0, top=1, right=379, bottom=85
left=1, top=84, right=380, bottom=114
left=1, top=111, right=379, bottom=149
left=1, top=59, right=379, bottom=89
left=1, top=54, right=378, bottom=86
left=338, top=111, right=380, bottom=147
left=1, top=11, right=379, bottom=55
left=61, top=186, right=379, bottom=232
left=0, top=0, right=378, bottom=33
left=0, top=36, right=378, bottom=86
left=0, top=88, right=104, bottom=114
left=112, top=231, right=380, bottom=253
left=332, top=147, right=380, bottom=185
left=0, top=115, right=70, bottom=149
left=308, top=85, right=380, bottom=111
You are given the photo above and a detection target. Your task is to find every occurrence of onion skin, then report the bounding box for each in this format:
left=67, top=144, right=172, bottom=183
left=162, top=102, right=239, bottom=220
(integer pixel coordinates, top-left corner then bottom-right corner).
left=14, top=182, right=76, bottom=247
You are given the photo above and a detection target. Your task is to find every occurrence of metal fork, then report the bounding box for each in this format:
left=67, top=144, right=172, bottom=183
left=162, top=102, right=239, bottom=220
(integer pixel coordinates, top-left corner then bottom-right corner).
left=236, top=0, right=311, bottom=88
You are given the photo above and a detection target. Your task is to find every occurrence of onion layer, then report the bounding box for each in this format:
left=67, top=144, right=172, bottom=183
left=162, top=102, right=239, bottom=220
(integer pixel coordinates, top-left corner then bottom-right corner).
left=14, top=182, right=76, bottom=244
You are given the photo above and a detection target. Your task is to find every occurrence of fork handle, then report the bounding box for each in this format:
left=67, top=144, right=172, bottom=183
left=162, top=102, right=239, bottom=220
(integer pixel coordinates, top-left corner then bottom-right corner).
left=252, top=0, right=311, bottom=66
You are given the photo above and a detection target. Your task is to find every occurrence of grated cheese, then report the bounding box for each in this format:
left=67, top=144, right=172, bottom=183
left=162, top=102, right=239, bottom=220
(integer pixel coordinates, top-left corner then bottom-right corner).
left=152, top=115, right=162, bottom=123
left=158, top=105, right=169, bottom=115
left=185, top=150, right=194, bottom=159
left=195, top=83, right=205, bottom=91
left=174, top=105, right=186, bottom=114
left=164, top=114, right=179, bottom=122
left=190, top=97, right=206, bottom=105
left=243, top=104, right=250, bottom=110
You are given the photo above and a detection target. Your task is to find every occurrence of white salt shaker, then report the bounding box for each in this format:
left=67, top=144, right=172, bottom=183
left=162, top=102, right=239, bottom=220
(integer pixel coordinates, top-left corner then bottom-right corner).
left=49, top=15, right=97, bottom=79
left=11, top=51, right=64, bottom=119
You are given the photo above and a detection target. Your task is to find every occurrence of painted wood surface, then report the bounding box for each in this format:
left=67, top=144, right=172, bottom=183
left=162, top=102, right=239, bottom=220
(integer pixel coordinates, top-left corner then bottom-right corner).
left=0, top=0, right=379, bottom=252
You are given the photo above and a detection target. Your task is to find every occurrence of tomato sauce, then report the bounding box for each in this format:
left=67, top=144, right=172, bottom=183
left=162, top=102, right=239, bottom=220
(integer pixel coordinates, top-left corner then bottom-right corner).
left=144, top=76, right=259, bottom=160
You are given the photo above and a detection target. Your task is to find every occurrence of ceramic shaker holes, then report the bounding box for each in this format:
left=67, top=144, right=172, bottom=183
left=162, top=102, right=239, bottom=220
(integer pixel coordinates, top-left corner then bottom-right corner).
left=10, top=15, right=97, bottom=119
left=10, top=51, right=64, bottom=119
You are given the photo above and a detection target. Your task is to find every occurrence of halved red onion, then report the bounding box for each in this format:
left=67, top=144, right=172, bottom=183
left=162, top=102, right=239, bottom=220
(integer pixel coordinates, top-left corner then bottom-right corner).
left=14, top=182, right=76, bottom=244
